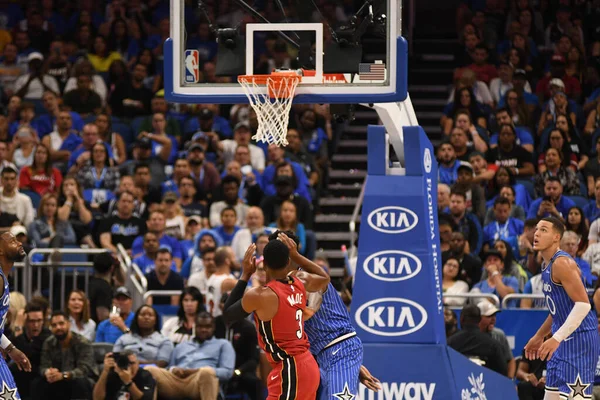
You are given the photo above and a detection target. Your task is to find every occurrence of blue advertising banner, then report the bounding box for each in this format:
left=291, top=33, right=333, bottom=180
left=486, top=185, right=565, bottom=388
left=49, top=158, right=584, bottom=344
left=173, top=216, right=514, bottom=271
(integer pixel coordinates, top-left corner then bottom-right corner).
left=358, top=344, right=518, bottom=400
left=351, top=125, right=445, bottom=344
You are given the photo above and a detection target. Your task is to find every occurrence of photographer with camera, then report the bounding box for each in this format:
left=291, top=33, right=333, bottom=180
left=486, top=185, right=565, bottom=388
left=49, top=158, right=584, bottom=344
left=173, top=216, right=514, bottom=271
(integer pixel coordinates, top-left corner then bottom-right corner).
left=93, top=350, right=156, bottom=400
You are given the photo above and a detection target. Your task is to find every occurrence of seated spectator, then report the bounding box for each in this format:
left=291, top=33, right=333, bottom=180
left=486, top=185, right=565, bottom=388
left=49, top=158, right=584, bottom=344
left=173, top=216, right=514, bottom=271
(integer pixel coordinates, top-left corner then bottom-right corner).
left=269, top=200, right=306, bottom=255
left=14, top=52, right=59, bottom=101
left=33, top=311, right=95, bottom=400
left=205, top=247, right=237, bottom=317
left=133, top=232, right=176, bottom=275
left=447, top=304, right=507, bottom=376
left=92, top=351, right=157, bottom=400
left=484, top=186, right=527, bottom=225
left=94, top=113, right=127, bottom=166
left=209, top=175, right=249, bottom=228
left=486, top=124, right=535, bottom=177
left=483, top=197, right=525, bottom=252
left=28, top=193, right=76, bottom=248
left=0, top=167, right=34, bottom=227
left=444, top=189, right=483, bottom=256
left=527, top=176, right=576, bottom=222
left=538, top=128, right=578, bottom=173
left=109, top=63, right=152, bottom=119
left=57, top=176, right=94, bottom=246
left=162, top=286, right=206, bottom=345
left=442, top=256, right=469, bottom=306
left=18, top=144, right=62, bottom=196
left=215, top=291, right=262, bottom=400
left=145, top=249, right=184, bottom=306
left=145, top=312, right=235, bottom=400
left=218, top=121, right=265, bottom=171
left=88, top=253, right=116, bottom=323
left=566, top=207, right=589, bottom=256
left=66, top=290, right=96, bottom=342
left=11, top=302, right=51, bottom=400
left=131, top=210, right=183, bottom=269
left=471, top=250, right=519, bottom=306
left=10, top=126, right=37, bottom=170
left=477, top=302, right=515, bottom=378
left=442, top=231, right=482, bottom=287
left=231, top=207, right=273, bottom=261
left=75, top=142, right=120, bottom=204
left=95, top=287, right=135, bottom=344
left=62, top=74, right=102, bottom=117
left=98, top=191, right=146, bottom=254
left=181, top=230, right=222, bottom=280
left=162, top=192, right=187, bottom=240
left=41, top=109, right=82, bottom=169
left=437, top=142, right=461, bottom=186
left=113, top=305, right=174, bottom=367
left=213, top=207, right=241, bottom=246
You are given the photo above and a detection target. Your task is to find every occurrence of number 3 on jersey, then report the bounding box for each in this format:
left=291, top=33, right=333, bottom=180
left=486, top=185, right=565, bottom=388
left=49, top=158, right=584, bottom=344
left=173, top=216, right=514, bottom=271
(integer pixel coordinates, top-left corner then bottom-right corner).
left=295, top=309, right=303, bottom=339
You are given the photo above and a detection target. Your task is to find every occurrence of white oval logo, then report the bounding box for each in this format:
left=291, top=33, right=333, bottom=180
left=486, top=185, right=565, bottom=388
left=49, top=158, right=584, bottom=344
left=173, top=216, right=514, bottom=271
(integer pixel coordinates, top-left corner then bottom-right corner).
left=355, top=297, right=428, bottom=337
left=363, top=250, right=422, bottom=282
left=423, top=148, right=432, bottom=173
left=367, top=206, right=419, bottom=234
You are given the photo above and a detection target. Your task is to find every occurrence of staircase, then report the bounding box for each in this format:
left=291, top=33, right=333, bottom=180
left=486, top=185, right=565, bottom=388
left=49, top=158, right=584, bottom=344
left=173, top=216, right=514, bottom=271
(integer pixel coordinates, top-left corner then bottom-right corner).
left=314, top=32, right=458, bottom=275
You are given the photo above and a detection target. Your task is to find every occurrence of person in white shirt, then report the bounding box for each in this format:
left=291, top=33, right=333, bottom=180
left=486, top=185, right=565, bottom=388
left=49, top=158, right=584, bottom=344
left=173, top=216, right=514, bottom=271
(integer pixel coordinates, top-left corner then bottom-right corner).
left=0, top=167, right=34, bottom=227
left=13, top=52, right=59, bottom=100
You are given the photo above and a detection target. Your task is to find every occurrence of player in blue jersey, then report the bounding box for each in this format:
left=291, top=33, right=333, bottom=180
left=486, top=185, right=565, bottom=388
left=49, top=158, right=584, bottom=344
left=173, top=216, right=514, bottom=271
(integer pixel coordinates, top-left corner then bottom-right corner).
left=274, top=232, right=381, bottom=399
left=0, top=232, right=32, bottom=399
left=525, top=217, right=599, bottom=400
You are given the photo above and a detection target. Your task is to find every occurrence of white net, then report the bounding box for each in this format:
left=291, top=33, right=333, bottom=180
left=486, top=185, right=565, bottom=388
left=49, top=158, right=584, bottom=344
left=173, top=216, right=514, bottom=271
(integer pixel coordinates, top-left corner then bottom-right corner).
left=238, top=74, right=301, bottom=147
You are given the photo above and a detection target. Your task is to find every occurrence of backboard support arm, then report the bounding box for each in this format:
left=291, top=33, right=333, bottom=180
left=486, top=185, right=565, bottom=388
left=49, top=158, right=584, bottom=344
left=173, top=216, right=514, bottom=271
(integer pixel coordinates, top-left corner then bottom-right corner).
left=360, top=92, right=418, bottom=174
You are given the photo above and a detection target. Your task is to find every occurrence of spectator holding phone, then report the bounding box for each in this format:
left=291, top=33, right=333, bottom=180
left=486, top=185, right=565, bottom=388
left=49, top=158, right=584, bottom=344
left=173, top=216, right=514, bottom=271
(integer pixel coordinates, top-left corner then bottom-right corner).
left=93, top=350, right=156, bottom=400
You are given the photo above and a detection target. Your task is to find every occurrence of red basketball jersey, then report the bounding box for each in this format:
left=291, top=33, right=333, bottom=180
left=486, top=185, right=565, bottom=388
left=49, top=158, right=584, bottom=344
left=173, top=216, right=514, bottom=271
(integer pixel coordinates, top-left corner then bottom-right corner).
left=254, top=276, right=310, bottom=364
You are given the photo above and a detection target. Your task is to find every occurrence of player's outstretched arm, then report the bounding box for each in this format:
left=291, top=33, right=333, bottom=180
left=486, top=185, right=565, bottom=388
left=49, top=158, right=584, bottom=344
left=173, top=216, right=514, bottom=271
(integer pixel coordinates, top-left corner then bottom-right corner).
left=537, top=257, right=591, bottom=360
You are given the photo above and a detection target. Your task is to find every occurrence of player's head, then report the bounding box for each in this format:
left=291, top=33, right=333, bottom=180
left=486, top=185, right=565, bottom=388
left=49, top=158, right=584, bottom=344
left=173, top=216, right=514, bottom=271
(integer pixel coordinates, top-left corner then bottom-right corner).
left=533, top=216, right=565, bottom=251
left=263, top=240, right=290, bottom=276
left=0, top=232, right=26, bottom=262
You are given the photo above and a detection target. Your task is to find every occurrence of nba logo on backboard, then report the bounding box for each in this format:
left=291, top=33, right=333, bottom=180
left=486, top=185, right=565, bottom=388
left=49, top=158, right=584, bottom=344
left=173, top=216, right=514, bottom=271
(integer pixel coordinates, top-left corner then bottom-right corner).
left=184, top=50, right=200, bottom=83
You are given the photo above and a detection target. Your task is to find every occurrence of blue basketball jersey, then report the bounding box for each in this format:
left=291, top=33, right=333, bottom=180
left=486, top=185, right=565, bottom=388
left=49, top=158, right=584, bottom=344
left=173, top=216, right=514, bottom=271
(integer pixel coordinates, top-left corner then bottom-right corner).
left=304, top=283, right=356, bottom=355
left=541, top=250, right=596, bottom=335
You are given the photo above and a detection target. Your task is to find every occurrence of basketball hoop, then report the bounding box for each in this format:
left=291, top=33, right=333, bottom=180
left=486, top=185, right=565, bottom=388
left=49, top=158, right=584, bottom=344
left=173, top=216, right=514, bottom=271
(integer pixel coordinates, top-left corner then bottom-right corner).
left=238, top=71, right=301, bottom=147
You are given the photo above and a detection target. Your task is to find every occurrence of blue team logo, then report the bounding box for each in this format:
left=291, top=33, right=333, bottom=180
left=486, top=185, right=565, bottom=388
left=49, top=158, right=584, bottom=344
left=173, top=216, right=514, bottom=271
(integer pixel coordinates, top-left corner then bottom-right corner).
left=363, top=250, right=422, bottom=282
left=185, top=50, right=200, bottom=83
left=367, top=206, right=418, bottom=234
left=354, top=297, right=428, bottom=337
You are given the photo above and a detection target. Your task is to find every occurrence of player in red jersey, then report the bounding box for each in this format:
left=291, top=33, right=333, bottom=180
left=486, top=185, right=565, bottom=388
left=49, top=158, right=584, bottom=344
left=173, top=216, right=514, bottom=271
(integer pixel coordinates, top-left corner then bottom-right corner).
left=223, top=238, right=330, bottom=400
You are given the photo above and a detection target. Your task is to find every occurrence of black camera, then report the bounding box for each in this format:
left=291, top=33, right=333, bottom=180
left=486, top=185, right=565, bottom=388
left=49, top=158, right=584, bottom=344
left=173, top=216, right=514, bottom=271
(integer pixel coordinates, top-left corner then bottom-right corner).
left=111, top=352, right=131, bottom=370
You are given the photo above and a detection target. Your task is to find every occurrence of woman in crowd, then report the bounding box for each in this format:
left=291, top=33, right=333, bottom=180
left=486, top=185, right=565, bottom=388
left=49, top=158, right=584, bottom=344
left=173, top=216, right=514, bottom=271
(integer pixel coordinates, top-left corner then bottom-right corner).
left=57, top=176, right=95, bottom=248
left=18, top=144, right=62, bottom=196
left=66, top=289, right=96, bottom=341
left=442, top=256, right=469, bottom=306
left=161, top=287, right=205, bottom=345
left=268, top=200, right=306, bottom=255
left=28, top=193, right=77, bottom=248
left=565, top=206, right=589, bottom=256
left=113, top=305, right=173, bottom=367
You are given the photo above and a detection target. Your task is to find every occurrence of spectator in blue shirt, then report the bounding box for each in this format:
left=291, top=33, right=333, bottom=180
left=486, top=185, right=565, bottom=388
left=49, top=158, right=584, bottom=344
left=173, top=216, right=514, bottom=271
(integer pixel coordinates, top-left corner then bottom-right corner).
left=471, top=250, right=519, bottom=307
left=131, top=210, right=183, bottom=270
left=95, top=287, right=135, bottom=344
left=527, top=176, right=576, bottom=222
left=113, top=305, right=174, bottom=368
left=145, top=312, right=235, bottom=400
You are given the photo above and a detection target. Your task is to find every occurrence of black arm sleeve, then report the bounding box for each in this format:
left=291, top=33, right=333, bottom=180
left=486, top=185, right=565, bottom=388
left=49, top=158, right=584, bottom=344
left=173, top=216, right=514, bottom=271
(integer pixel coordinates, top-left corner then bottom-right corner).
left=223, top=279, right=250, bottom=324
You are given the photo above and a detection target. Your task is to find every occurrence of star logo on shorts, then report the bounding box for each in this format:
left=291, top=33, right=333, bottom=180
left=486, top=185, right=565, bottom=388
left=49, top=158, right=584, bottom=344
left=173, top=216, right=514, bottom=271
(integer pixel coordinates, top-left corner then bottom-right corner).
left=568, top=375, right=590, bottom=398
left=0, top=382, right=18, bottom=400
left=333, top=384, right=355, bottom=400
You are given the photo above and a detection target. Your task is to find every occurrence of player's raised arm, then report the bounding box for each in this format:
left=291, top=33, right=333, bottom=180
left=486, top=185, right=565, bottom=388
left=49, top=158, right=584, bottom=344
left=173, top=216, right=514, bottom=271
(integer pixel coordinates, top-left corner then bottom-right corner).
left=278, top=232, right=330, bottom=292
left=537, top=256, right=591, bottom=360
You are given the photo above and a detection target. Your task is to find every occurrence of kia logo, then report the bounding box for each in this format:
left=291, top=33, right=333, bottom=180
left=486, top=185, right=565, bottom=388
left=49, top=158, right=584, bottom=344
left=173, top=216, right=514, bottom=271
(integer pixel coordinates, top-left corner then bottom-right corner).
left=363, top=251, right=422, bottom=282
left=355, top=298, right=428, bottom=337
left=367, top=206, right=419, bottom=234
